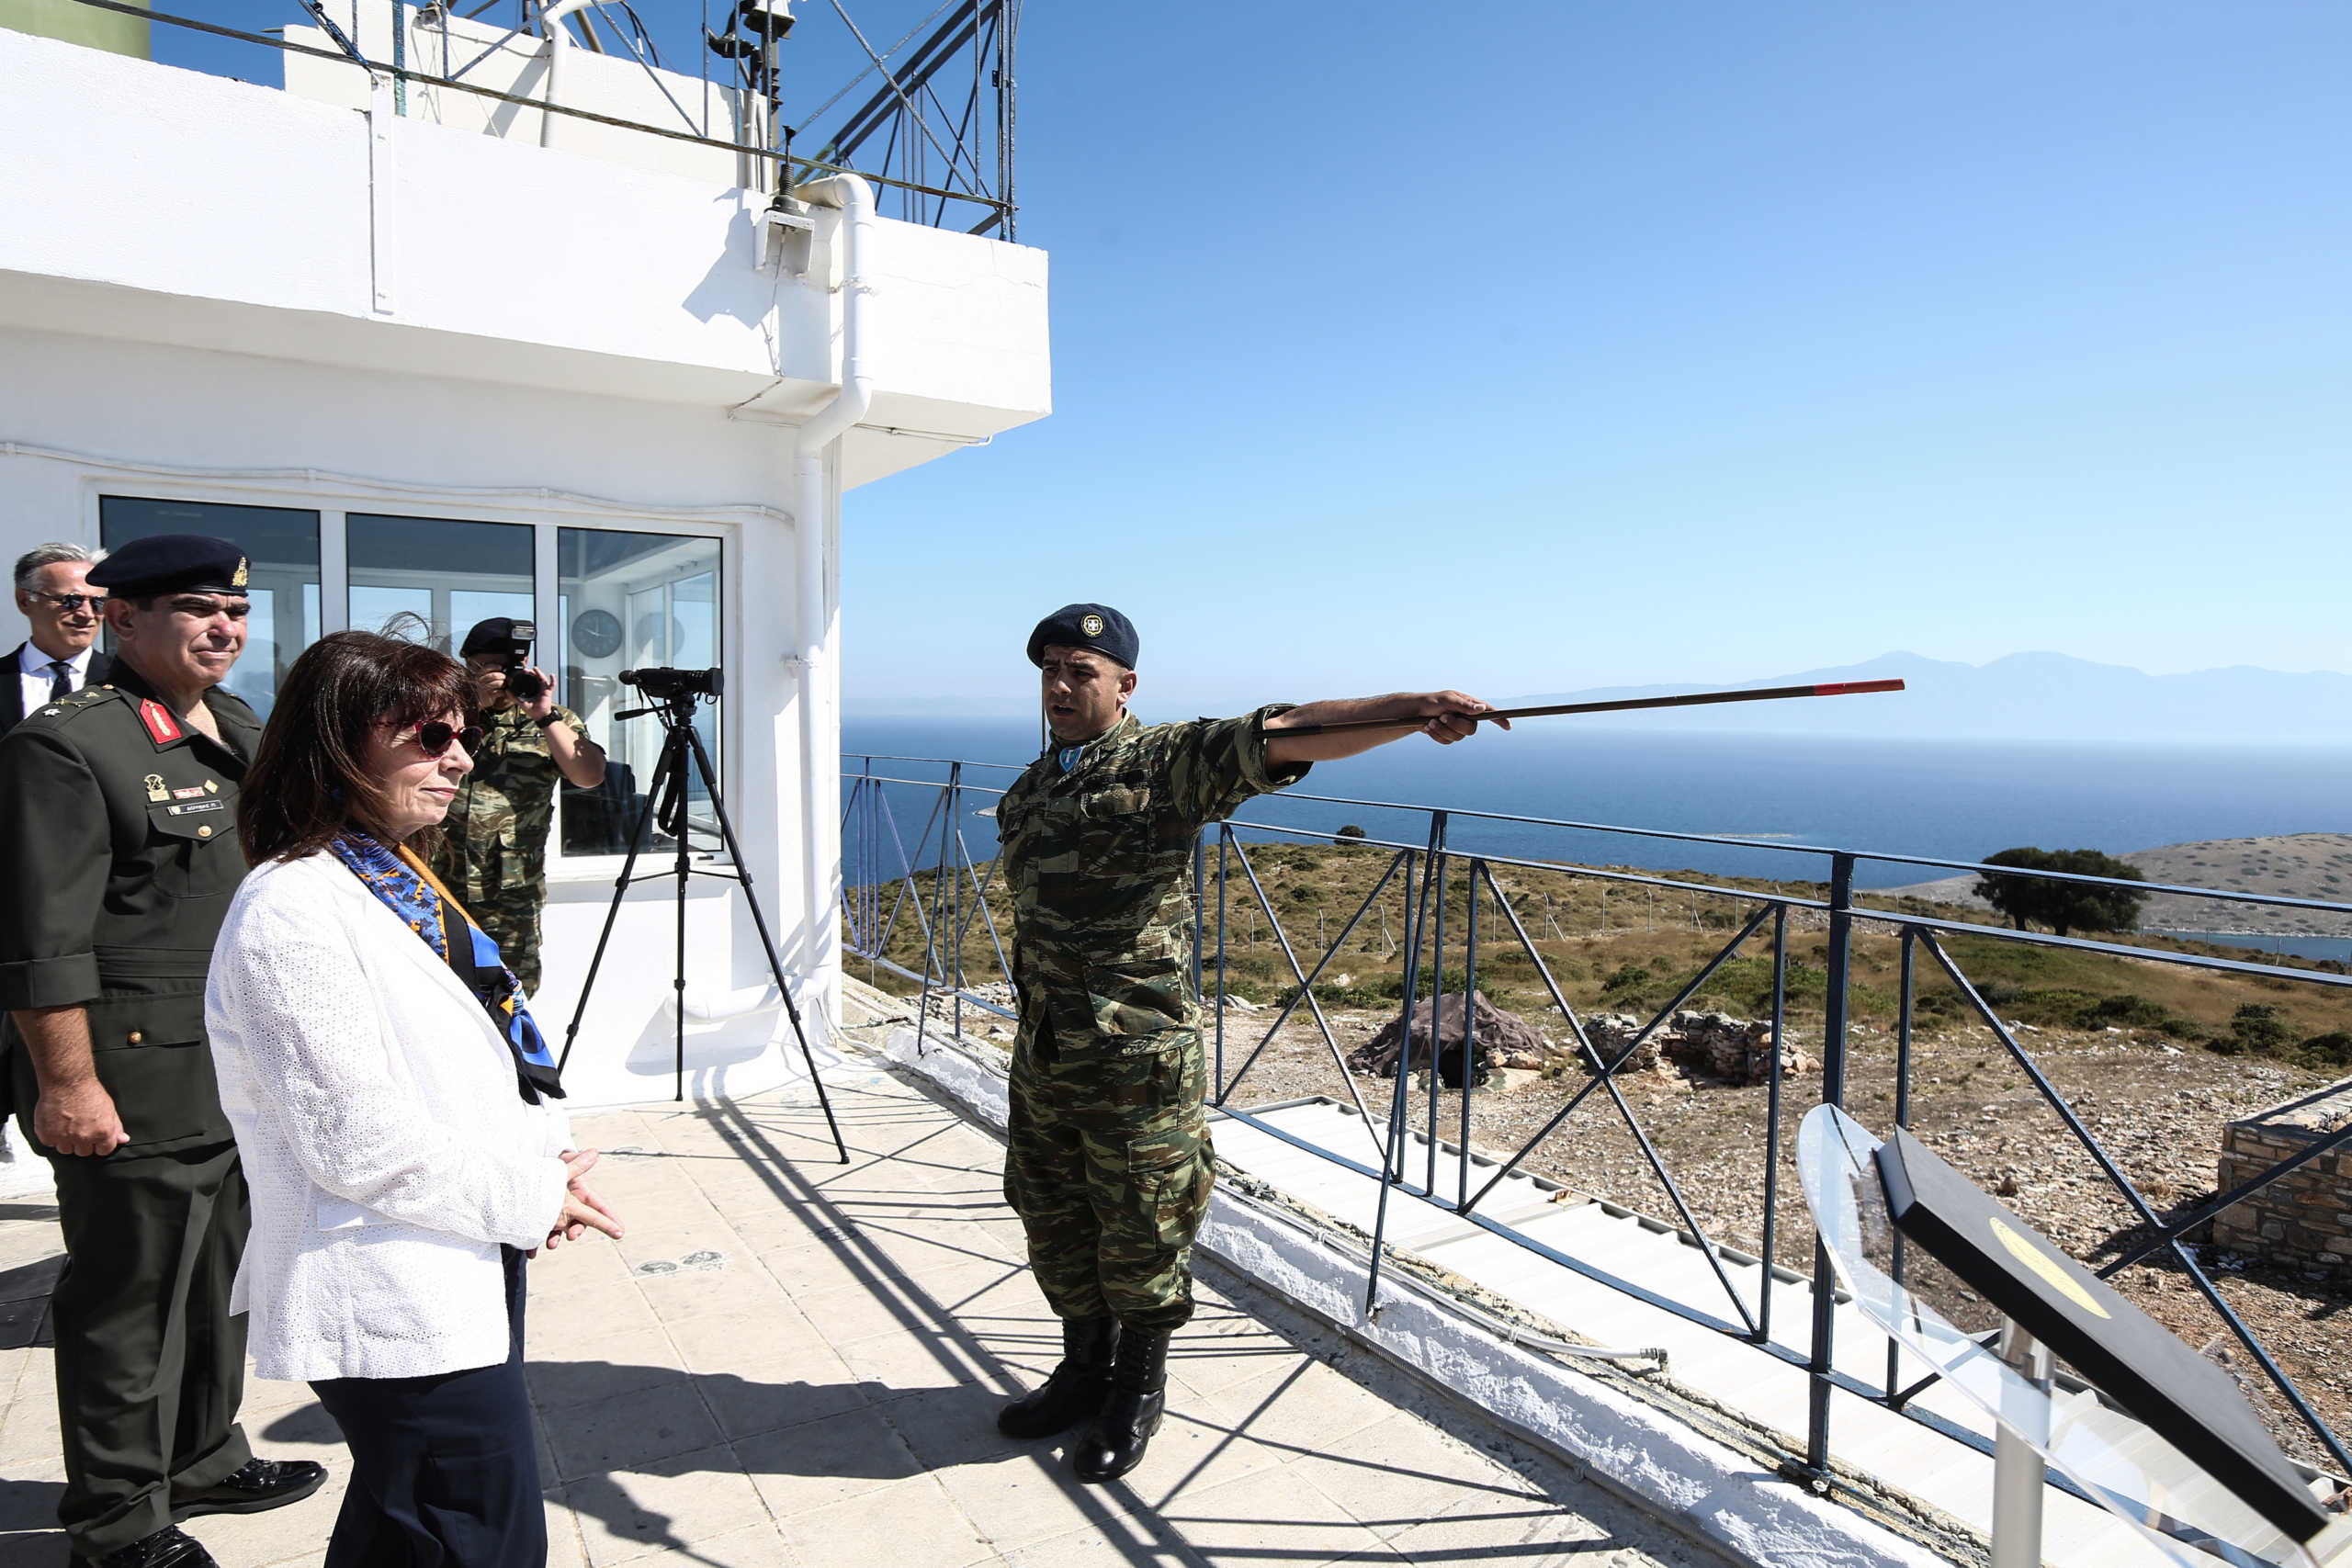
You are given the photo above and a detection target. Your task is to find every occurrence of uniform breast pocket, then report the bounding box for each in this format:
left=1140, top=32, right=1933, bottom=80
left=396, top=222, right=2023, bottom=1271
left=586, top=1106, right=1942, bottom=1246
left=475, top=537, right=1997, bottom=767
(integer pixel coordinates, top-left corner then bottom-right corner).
left=144, top=800, right=240, bottom=897
left=1077, top=782, right=1159, bottom=861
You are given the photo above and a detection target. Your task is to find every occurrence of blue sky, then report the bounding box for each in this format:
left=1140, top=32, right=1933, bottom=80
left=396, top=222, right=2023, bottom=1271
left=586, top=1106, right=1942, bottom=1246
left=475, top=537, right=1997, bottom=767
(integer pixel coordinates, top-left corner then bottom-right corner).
left=151, top=5, right=2352, bottom=714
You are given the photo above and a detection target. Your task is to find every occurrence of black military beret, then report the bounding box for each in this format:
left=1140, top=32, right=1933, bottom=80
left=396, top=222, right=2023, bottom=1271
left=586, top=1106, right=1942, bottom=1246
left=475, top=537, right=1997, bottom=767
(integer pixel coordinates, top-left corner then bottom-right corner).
left=1026, top=603, right=1137, bottom=670
left=459, top=617, right=536, bottom=658
left=85, top=534, right=249, bottom=598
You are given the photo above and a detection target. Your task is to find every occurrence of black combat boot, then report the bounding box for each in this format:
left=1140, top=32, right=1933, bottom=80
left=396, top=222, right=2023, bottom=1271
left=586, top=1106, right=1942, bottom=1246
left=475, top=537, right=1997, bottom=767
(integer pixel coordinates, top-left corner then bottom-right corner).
left=1070, top=1326, right=1170, bottom=1483
left=998, top=1316, right=1120, bottom=1438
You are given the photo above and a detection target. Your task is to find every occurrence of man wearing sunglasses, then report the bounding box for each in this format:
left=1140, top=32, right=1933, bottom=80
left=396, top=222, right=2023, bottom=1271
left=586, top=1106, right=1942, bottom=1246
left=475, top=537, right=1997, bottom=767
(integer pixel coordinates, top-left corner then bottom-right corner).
left=0, top=533, right=326, bottom=1568
left=4, top=543, right=114, bottom=739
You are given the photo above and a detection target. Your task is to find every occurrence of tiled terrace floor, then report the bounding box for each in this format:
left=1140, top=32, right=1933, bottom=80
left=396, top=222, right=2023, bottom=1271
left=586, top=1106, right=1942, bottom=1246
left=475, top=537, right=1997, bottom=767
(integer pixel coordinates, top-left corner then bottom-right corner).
left=0, top=1057, right=1721, bottom=1568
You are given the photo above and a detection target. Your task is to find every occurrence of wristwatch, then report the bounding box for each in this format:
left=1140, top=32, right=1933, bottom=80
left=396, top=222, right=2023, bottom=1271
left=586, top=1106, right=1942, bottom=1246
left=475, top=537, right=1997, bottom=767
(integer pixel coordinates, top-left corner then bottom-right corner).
left=534, top=711, right=562, bottom=728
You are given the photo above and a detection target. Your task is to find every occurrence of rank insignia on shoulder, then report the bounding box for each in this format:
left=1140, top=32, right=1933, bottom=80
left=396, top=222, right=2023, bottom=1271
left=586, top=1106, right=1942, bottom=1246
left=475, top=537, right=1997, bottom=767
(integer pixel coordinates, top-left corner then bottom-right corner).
left=138, top=700, right=183, bottom=746
left=144, top=773, right=169, bottom=802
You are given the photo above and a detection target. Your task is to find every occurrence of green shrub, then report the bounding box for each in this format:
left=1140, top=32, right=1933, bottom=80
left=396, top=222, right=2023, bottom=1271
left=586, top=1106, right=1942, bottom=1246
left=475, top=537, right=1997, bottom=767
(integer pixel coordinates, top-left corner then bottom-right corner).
left=2295, top=1032, right=2352, bottom=1068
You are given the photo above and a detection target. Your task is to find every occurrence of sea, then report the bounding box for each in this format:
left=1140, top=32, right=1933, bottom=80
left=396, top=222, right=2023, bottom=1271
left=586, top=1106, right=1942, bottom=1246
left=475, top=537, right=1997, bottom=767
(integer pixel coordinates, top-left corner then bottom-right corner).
left=842, top=718, right=2352, bottom=946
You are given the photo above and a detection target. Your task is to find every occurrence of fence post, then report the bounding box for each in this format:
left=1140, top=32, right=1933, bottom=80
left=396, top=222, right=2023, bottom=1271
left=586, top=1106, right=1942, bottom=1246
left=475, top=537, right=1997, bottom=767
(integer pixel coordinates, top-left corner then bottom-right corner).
left=1805, top=852, right=1857, bottom=1474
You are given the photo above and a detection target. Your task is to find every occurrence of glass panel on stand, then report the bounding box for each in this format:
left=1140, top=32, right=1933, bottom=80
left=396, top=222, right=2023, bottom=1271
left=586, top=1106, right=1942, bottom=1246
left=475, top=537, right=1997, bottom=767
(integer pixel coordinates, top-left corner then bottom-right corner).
left=554, top=528, right=723, bottom=862
left=98, top=497, right=322, bottom=718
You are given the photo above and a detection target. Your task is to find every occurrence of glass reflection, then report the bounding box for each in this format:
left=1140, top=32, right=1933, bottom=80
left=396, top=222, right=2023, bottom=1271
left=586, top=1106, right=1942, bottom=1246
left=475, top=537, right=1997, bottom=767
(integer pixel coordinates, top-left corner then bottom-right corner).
left=99, top=497, right=322, bottom=718
left=554, top=528, right=722, bottom=859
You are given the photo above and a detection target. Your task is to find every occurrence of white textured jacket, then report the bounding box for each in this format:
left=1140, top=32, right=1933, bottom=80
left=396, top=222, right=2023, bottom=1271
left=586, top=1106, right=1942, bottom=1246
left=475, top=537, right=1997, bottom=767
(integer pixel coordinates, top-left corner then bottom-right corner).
left=206, top=851, right=571, bottom=1382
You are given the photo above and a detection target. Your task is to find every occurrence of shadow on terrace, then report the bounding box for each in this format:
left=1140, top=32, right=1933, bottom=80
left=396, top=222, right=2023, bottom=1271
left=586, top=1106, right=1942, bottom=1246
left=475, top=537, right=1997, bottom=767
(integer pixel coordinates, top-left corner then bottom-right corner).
left=0, top=1053, right=1714, bottom=1568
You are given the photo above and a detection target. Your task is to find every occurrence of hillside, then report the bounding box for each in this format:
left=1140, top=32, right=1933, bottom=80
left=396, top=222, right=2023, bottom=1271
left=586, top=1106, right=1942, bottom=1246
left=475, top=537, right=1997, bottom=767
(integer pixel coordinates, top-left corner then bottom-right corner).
left=1879, top=832, right=2352, bottom=937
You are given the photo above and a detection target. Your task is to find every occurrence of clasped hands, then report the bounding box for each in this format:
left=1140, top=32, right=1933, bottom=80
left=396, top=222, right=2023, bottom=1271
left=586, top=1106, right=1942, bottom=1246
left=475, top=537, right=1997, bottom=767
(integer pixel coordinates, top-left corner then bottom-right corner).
left=539, top=1148, right=625, bottom=1254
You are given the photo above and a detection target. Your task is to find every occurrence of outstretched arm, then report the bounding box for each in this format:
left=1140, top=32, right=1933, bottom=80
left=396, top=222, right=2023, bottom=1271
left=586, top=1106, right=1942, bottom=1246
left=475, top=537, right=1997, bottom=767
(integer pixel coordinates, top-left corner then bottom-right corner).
left=1264, top=691, right=1510, bottom=766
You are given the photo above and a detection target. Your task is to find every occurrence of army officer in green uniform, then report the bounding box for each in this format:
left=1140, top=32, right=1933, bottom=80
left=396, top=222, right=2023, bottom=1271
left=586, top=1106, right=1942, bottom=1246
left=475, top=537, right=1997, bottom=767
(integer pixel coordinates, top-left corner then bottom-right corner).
left=993, top=603, right=1507, bottom=1483
left=432, top=616, right=605, bottom=996
left=0, top=536, right=326, bottom=1568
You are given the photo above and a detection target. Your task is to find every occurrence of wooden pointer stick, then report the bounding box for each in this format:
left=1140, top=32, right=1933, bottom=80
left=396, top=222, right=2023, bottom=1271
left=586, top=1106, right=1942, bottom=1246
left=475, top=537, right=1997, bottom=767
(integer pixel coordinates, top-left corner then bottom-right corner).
left=1272, top=678, right=1907, bottom=737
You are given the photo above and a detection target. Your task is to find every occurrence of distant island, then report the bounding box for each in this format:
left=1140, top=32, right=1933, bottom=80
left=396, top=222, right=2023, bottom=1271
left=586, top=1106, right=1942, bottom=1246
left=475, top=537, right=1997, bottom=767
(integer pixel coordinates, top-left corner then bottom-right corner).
left=1512, top=651, right=2352, bottom=745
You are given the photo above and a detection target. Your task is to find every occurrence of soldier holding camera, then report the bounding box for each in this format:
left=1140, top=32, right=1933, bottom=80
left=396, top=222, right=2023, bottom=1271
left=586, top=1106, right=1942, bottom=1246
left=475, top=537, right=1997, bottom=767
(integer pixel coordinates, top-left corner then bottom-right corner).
left=432, top=617, right=606, bottom=995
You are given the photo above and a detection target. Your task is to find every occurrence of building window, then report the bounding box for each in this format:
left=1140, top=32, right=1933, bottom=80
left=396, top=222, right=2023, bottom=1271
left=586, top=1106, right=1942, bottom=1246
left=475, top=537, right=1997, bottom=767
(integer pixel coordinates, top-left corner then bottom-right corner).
left=555, top=528, right=722, bottom=859
left=348, top=514, right=534, bottom=647
left=98, top=497, right=322, bottom=717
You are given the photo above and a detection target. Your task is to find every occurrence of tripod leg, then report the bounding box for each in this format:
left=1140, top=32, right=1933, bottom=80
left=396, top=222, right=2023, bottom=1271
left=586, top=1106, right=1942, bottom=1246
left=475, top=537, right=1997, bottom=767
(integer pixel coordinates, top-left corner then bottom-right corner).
left=681, top=724, right=850, bottom=1163
left=559, top=728, right=680, bottom=1075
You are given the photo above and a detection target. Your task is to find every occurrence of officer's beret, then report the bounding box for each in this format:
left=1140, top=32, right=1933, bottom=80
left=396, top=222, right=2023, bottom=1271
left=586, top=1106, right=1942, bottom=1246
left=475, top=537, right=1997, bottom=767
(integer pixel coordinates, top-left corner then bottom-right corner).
left=459, top=617, right=533, bottom=657
left=85, top=535, right=248, bottom=599
left=1026, top=604, right=1137, bottom=670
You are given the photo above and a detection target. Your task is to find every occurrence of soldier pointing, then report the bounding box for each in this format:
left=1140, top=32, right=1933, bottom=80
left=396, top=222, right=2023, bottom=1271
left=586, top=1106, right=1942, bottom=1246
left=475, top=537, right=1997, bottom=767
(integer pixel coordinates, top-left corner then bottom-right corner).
left=993, top=603, right=1508, bottom=1483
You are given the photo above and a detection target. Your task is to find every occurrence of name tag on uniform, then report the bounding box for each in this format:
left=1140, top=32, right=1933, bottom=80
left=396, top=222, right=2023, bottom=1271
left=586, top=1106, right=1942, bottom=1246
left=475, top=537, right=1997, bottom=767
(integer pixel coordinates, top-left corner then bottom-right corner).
left=165, top=800, right=226, bottom=817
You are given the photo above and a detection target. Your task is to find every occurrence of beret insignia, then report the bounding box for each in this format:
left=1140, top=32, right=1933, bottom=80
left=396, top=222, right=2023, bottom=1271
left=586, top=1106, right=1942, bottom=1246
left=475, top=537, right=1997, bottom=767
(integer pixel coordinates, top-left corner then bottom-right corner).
left=1080, top=614, right=1105, bottom=637
left=232, top=557, right=250, bottom=588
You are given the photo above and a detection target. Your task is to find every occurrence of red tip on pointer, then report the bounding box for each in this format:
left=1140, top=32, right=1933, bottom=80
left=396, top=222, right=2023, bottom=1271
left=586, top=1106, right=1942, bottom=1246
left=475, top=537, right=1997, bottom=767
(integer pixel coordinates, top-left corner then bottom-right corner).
left=1809, top=679, right=1905, bottom=696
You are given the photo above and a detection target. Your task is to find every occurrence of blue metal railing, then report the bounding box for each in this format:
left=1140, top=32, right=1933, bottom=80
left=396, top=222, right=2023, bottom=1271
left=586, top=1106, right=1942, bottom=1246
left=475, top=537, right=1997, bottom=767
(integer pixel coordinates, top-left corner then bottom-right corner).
left=840, top=753, right=2352, bottom=1488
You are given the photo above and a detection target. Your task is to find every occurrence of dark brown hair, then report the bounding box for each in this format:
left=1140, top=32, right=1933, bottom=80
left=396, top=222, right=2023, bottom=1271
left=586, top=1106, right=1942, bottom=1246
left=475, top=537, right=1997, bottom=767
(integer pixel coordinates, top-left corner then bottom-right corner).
left=240, top=628, right=474, bottom=864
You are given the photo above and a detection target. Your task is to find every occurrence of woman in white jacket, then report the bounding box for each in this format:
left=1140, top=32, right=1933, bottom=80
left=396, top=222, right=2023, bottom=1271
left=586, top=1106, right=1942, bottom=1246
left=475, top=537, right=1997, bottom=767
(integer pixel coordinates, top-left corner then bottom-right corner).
left=206, top=629, right=622, bottom=1568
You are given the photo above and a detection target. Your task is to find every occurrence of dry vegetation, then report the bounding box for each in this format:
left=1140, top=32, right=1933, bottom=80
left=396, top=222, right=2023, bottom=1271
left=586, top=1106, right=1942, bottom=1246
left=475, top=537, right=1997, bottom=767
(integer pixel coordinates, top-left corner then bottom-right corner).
left=852, top=839, right=2352, bottom=1467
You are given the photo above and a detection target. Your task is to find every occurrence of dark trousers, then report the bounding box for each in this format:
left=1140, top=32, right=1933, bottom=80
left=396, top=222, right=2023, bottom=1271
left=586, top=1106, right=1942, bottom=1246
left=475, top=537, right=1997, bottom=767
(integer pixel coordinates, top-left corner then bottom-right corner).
left=311, top=1247, right=545, bottom=1568
left=48, top=1141, right=254, bottom=1558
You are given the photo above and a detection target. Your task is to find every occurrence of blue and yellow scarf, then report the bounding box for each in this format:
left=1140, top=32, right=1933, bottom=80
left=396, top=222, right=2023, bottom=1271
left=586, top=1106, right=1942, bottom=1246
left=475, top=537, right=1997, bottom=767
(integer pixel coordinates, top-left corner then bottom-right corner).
left=329, top=833, right=566, bottom=1104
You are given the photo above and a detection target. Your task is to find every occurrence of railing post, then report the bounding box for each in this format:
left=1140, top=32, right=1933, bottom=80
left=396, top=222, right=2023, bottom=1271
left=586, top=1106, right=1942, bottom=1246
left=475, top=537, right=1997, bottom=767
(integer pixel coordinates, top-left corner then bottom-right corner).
left=1806, top=852, right=1857, bottom=1473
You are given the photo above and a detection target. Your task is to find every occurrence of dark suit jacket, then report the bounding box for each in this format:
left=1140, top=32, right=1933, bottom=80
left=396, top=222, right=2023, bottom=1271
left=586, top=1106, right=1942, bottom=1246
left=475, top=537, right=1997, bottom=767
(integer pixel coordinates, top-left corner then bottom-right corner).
left=0, top=643, right=115, bottom=738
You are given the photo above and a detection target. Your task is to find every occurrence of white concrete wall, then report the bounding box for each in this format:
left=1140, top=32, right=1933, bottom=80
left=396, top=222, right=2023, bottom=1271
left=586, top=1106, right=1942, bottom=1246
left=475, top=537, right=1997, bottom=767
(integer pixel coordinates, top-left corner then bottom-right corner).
left=0, top=25, right=1051, bottom=473
left=282, top=7, right=764, bottom=192
left=0, top=23, right=1050, bottom=1106
left=0, top=325, right=826, bottom=1107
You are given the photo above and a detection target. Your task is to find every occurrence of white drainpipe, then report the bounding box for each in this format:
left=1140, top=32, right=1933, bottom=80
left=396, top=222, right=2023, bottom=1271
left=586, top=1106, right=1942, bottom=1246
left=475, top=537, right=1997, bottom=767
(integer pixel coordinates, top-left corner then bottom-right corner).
left=788, top=174, right=875, bottom=1012
left=538, top=0, right=593, bottom=149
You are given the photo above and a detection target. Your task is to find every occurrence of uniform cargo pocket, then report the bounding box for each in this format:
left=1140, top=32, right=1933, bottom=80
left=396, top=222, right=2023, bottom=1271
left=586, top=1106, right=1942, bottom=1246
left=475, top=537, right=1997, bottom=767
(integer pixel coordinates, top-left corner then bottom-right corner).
left=87, top=1039, right=227, bottom=1148
left=84, top=991, right=208, bottom=1050
left=1088, top=958, right=1190, bottom=1038
left=1126, top=1133, right=1211, bottom=1250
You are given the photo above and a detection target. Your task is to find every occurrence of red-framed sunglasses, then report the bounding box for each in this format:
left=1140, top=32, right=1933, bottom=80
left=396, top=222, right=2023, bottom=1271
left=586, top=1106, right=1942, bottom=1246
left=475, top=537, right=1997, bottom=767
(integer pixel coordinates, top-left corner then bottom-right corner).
left=413, top=721, right=484, bottom=756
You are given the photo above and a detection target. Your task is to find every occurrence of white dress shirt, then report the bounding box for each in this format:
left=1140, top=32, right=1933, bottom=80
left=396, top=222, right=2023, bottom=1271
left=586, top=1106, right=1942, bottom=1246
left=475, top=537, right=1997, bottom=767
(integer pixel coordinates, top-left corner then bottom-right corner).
left=17, top=642, right=93, bottom=717
left=207, top=852, right=572, bottom=1382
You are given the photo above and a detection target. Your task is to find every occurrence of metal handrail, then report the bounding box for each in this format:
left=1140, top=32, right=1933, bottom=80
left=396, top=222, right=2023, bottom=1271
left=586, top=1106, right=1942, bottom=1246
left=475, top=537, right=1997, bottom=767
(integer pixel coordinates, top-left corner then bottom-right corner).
left=841, top=755, right=2352, bottom=1489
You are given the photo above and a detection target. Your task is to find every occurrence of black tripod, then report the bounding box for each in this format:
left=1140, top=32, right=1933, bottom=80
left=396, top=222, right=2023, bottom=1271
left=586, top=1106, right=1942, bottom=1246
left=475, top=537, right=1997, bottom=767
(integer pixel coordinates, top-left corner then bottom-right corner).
left=557, top=687, right=848, bottom=1163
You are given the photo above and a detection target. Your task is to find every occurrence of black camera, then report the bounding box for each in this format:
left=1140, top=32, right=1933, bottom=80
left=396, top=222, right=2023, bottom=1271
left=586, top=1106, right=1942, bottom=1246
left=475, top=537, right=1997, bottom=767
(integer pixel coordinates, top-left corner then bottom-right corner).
left=481, top=620, right=546, bottom=703
left=621, top=666, right=723, bottom=702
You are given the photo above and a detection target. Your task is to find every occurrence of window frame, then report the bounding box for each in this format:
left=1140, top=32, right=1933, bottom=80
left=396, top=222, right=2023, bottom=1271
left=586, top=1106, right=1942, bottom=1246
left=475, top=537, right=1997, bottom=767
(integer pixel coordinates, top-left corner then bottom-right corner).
left=82, top=474, right=736, bottom=886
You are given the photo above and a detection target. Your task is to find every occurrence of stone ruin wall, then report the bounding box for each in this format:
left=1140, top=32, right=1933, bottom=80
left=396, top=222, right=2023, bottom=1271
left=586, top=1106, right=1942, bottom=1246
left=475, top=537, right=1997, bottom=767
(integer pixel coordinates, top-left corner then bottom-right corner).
left=2211, top=1078, right=2352, bottom=1276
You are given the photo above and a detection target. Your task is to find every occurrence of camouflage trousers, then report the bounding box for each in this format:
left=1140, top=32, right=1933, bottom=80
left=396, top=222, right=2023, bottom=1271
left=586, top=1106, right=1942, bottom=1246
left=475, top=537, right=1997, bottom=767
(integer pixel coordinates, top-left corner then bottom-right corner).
left=468, top=884, right=546, bottom=997
left=1002, top=1022, right=1213, bottom=1333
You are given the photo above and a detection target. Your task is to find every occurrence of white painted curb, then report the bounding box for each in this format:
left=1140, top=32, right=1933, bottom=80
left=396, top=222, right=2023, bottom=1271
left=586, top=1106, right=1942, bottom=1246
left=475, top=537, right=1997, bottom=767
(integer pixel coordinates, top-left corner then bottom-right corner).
left=873, top=1021, right=1951, bottom=1568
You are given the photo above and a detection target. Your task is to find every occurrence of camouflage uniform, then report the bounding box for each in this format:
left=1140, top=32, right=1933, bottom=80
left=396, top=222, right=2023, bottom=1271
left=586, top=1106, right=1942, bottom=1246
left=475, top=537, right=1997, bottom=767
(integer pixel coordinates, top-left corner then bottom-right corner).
left=996, top=706, right=1309, bottom=1332
left=430, top=701, right=585, bottom=996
